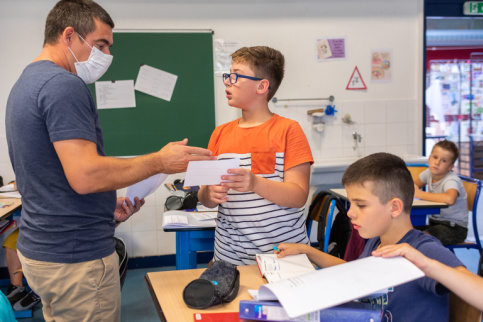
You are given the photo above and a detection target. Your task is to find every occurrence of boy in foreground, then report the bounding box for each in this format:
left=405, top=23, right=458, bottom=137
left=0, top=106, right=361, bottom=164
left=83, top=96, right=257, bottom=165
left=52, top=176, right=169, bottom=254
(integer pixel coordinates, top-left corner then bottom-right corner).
left=414, top=140, right=468, bottom=244
left=198, top=46, right=313, bottom=265
left=277, top=153, right=468, bottom=321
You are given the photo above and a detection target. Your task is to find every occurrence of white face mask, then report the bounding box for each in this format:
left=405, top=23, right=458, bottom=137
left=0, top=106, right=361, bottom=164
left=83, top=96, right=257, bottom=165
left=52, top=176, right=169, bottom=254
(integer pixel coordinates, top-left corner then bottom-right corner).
left=67, top=33, right=113, bottom=84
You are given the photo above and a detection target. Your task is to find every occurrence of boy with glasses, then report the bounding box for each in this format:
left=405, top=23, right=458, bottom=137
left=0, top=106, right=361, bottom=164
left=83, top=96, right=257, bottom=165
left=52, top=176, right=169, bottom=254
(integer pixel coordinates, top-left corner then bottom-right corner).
left=198, top=46, right=314, bottom=265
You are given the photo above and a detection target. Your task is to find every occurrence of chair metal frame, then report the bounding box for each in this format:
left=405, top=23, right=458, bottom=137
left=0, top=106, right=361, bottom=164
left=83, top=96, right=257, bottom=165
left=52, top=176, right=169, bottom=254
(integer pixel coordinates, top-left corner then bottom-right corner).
left=306, top=192, right=339, bottom=253
left=445, top=175, right=482, bottom=253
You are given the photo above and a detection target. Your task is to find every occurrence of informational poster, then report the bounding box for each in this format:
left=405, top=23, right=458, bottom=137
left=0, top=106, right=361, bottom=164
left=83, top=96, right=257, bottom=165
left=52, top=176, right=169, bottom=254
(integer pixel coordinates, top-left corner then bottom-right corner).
left=371, top=50, right=392, bottom=82
left=315, top=37, right=346, bottom=61
left=134, top=64, right=178, bottom=101
left=95, top=80, right=136, bottom=109
left=214, top=39, right=242, bottom=75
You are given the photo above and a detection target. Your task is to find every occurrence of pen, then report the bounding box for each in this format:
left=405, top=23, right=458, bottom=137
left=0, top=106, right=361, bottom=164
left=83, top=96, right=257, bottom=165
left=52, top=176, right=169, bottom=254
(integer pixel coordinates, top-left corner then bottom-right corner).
left=273, top=246, right=281, bottom=253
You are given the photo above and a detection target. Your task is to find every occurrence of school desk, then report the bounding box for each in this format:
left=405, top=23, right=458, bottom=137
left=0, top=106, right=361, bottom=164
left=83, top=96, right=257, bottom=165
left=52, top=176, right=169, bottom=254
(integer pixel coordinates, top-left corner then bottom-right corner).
left=0, top=198, right=21, bottom=221
left=163, top=226, right=215, bottom=270
left=329, top=188, right=448, bottom=226
left=145, top=264, right=262, bottom=322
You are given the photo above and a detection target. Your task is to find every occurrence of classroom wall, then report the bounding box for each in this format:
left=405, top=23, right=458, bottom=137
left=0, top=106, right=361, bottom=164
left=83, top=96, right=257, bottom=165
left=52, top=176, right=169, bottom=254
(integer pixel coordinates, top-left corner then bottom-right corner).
left=0, top=0, right=424, bottom=262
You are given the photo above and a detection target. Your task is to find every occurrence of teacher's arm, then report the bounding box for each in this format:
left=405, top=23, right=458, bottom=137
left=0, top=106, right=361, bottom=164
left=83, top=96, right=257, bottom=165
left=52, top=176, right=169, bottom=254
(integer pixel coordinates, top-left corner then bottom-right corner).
left=54, top=138, right=213, bottom=194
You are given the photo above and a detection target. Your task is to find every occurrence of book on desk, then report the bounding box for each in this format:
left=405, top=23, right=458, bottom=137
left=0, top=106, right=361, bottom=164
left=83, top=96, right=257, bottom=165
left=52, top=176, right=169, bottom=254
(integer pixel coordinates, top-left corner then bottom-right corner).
left=253, top=256, right=423, bottom=319
left=239, top=300, right=390, bottom=322
left=162, top=210, right=217, bottom=229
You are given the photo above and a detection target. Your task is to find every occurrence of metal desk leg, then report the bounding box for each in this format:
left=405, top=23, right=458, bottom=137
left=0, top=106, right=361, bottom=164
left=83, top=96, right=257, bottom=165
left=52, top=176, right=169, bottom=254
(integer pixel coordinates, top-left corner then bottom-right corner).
left=176, top=231, right=191, bottom=270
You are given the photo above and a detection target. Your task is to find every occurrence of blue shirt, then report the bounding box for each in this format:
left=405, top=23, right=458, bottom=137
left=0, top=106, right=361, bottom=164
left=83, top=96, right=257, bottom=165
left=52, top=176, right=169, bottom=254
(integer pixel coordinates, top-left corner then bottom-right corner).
left=6, top=61, right=116, bottom=263
left=360, top=229, right=463, bottom=321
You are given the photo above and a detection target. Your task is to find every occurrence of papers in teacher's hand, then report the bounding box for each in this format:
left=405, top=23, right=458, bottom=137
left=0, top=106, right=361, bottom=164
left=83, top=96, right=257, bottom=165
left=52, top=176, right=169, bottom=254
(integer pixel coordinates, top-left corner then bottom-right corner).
left=162, top=210, right=217, bottom=229
left=256, top=256, right=424, bottom=319
left=125, top=173, right=168, bottom=203
left=183, top=158, right=240, bottom=187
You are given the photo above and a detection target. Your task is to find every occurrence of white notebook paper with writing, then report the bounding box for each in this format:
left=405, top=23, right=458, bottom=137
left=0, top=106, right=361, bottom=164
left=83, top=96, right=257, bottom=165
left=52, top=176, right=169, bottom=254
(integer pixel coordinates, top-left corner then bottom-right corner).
left=255, top=254, right=316, bottom=283
left=256, top=256, right=424, bottom=318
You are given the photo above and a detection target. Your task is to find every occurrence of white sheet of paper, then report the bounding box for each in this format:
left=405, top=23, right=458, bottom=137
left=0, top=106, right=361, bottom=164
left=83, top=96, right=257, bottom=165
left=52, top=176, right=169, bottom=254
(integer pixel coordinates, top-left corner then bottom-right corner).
left=95, top=80, right=136, bottom=109
left=134, top=64, right=178, bottom=101
left=183, top=159, right=240, bottom=187
left=257, top=256, right=424, bottom=318
left=162, top=210, right=217, bottom=229
left=0, top=184, right=16, bottom=192
left=190, top=212, right=218, bottom=221
left=0, top=191, right=21, bottom=199
left=125, top=173, right=168, bottom=203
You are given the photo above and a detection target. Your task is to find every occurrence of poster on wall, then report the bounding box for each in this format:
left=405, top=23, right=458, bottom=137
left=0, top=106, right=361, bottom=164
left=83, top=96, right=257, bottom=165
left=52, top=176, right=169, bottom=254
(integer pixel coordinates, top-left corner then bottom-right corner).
left=371, top=49, right=392, bottom=82
left=214, top=39, right=242, bottom=75
left=346, top=66, right=367, bottom=90
left=315, top=37, right=346, bottom=61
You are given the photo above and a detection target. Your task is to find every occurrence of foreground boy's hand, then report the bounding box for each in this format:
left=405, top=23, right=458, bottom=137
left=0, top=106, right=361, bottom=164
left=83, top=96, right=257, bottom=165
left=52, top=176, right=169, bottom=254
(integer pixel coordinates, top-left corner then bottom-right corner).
left=221, top=168, right=257, bottom=192
left=275, top=243, right=312, bottom=259
left=372, top=243, right=430, bottom=272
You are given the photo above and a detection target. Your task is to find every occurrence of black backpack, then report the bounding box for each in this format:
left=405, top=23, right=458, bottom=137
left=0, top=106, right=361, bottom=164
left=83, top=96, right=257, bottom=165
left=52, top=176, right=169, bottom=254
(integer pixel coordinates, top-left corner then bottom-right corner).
left=114, top=237, right=128, bottom=289
left=307, top=191, right=352, bottom=259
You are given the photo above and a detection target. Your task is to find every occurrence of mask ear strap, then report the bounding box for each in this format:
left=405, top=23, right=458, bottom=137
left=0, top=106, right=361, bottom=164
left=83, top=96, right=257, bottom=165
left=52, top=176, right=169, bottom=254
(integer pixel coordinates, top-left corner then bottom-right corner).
left=76, top=32, right=93, bottom=50
left=63, top=38, right=80, bottom=63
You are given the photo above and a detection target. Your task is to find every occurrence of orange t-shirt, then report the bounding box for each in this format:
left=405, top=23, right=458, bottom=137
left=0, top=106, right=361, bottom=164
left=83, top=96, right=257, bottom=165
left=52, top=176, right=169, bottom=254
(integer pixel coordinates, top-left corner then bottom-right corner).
left=208, top=114, right=314, bottom=173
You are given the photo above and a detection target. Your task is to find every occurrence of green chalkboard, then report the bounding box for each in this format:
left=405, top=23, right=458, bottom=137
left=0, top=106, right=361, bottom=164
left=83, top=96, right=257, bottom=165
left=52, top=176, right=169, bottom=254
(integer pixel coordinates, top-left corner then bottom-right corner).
left=89, top=31, right=215, bottom=156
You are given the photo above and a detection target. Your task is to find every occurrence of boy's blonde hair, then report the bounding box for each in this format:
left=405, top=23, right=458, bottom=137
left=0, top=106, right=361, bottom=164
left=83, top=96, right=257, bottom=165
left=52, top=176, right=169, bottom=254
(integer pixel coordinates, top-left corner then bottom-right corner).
left=432, top=140, right=459, bottom=164
left=342, top=153, right=414, bottom=214
left=231, top=46, right=284, bottom=102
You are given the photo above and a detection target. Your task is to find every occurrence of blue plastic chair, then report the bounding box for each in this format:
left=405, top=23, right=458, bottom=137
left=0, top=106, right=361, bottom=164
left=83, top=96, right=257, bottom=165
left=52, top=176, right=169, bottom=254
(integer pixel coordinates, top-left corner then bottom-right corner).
left=445, top=175, right=482, bottom=253
left=306, top=192, right=339, bottom=252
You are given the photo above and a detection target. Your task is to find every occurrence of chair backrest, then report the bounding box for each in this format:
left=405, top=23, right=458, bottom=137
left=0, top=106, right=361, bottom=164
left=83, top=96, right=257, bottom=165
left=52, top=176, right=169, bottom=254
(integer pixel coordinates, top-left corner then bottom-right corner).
left=459, top=176, right=479, bottom=213
left=406, top=164, right=428, bottom=182
left=457, top=175, right=481, bottom=250
left=307, top=191, right=351, bottom=258
left=449, top=292, right=482, bottom=322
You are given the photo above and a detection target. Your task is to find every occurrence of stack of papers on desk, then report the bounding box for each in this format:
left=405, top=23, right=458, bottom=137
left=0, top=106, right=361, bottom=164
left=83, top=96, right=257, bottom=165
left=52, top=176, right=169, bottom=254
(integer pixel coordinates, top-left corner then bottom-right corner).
left=0, top=184, right=21, bottom=199
left=162, top=210, right=217, bottom=229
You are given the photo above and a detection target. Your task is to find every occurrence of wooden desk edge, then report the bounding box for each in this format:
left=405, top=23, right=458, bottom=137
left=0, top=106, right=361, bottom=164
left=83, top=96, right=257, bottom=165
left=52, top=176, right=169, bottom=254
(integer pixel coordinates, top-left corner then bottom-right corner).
left=144, top=273, right=167, bottom=322
left=0, top=198, right=22, bottom=220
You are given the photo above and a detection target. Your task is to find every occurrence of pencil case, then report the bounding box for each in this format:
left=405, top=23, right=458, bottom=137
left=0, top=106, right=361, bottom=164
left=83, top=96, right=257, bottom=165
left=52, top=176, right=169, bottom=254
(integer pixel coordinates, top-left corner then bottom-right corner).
left=183, top=260, right=240, bottom=309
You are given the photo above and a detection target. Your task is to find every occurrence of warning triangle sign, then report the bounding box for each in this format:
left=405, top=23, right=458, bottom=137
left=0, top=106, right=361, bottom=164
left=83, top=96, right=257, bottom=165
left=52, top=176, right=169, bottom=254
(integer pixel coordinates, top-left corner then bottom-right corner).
left=346, top=66, right=367, bottom=90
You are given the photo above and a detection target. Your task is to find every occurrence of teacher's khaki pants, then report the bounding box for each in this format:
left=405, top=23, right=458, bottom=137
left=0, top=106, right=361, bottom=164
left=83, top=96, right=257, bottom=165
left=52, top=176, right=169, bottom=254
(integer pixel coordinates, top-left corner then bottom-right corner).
left=18, top=250, right=120, bottom=322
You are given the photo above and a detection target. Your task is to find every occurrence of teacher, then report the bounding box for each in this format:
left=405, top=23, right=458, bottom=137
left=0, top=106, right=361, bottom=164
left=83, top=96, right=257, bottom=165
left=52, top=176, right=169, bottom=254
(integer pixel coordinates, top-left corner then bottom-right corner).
left=5, top=0, right=213, bottom=321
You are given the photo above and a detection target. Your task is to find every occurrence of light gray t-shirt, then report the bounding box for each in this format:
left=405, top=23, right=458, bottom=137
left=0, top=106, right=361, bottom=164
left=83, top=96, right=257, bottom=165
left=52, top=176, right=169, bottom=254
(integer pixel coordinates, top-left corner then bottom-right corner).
left=419, top=169, right=468, bottom=227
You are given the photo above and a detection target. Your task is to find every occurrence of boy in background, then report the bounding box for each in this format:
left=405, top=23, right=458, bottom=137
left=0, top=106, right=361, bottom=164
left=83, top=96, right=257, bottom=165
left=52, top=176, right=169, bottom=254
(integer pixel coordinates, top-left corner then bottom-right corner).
left=198, top=46, right=313, bottom=265
left=276, top=153, right=467, bottom=321
left=414, top=140, right=468, bottom=244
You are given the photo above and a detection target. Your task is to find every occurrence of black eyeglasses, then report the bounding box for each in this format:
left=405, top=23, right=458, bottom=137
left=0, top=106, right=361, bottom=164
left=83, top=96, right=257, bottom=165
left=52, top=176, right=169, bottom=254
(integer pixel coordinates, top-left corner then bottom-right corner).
left=222, top=73, right=271, bottom=89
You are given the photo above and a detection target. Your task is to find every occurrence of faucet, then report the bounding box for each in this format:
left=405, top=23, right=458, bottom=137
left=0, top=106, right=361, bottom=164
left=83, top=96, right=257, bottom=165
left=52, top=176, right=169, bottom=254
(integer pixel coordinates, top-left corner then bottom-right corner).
left=352, top=131, right=362, bottom=150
